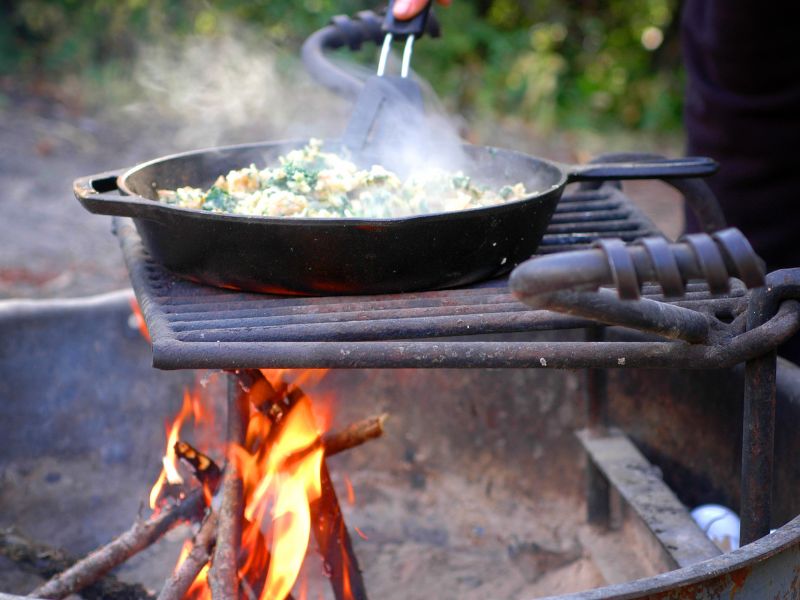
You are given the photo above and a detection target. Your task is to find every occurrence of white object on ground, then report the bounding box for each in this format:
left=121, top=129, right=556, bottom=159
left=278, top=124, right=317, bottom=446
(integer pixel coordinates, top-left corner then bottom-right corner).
left=691, top=504, right=740, bottom=551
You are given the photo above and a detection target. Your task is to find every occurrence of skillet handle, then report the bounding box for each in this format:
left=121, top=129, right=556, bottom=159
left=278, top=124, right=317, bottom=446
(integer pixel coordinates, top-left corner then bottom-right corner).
left=566, top=156, right=718, bottom=182
left=74, top=169, right=144, bottom=217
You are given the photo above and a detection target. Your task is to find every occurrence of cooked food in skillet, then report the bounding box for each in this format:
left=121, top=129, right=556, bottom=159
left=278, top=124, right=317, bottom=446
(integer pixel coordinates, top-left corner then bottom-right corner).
left=157, top=139, right=527, bottom=218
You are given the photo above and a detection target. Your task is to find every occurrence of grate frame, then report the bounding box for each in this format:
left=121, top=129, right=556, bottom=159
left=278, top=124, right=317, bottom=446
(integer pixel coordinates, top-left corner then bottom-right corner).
left=117, top=185, right=752, bottom=370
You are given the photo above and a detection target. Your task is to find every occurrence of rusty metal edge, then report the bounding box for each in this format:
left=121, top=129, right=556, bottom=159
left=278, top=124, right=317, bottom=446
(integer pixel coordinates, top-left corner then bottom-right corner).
left=532, top=514, right=800, bottom=599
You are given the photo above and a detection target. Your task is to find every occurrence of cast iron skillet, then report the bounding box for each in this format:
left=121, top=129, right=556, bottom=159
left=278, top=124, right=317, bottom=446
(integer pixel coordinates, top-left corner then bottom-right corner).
left=74, top=140, right=716, bottom=295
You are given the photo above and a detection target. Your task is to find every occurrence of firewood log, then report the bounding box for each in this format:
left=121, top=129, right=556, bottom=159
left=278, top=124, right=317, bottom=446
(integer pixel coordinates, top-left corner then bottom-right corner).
left=208, top=375, right=249, bottom=600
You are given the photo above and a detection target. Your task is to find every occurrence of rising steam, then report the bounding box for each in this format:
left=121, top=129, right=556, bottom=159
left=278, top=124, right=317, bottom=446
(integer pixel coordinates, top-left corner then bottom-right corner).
left=127, top=18, right=471, bottom=174
left=130, top=21, right=349, bottom=149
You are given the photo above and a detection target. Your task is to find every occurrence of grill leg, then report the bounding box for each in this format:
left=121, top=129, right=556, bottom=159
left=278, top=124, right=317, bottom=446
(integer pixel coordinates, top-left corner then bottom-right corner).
left=738, top=271, right=796, bottom=546
left=740, top=349, right=777, bottom=545
left=585, top=326, right=611, bottom=527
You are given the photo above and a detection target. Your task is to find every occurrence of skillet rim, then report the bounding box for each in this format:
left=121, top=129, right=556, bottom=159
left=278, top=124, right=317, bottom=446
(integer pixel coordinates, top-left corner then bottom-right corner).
left=116, top=138, right=567, bottom=227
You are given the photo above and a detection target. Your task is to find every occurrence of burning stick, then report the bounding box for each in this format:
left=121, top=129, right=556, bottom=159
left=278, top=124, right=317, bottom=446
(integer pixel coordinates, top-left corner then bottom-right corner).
left=264, top=380, right=367, bottom=600
left=157, top=414, right=385, bottom=600
left=322, top=413, right=387, bottom=456
left=282, top=413, right=389, bottom=471
left=30, top=439, right=224, bottom=600
left=209, top=374, right=250, bottom=600
left=30, top=489, right=205, bottom=600
left=310, top=464, right=369, bottom=600
left=176, top=440, right=223, bottom=495
left=156, top=512, right=217, bottom=600
left=0, top=528, right=153, bottom=600
left=246, top=370, right=288, bottom=415
left=156, top=444, right=223, bottom=600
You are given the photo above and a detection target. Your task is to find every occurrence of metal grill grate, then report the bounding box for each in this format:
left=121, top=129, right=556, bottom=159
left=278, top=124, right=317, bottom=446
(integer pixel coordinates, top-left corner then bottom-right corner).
left=117, top=185, right=745, bottom=369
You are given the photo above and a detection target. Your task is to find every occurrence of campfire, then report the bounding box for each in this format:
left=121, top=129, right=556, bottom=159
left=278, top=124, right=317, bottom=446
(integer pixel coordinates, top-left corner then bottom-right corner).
left=3, top=203, right=800, bottom=598
left=21, top=354, right=385, bottom=600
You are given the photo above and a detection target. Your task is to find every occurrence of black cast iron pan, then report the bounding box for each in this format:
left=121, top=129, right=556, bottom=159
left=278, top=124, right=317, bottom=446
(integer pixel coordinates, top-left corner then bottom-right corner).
left=74, top=140, right=716, bottom=295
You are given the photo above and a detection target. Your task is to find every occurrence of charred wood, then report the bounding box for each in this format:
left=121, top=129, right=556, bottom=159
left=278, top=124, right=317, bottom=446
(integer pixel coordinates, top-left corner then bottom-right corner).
left=175, top=440, right=222, bottom=493
left=0, top=528, right=153, bottom=600
left=209, top=375, right=249, bottom=600
left=232, top=369, right=287, bottom=414
left=310, top=464, right=368, bottom=600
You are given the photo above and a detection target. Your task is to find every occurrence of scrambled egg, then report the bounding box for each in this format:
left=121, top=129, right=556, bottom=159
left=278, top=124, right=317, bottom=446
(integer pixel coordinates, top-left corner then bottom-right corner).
left=157, top=139, right=527, bottom=219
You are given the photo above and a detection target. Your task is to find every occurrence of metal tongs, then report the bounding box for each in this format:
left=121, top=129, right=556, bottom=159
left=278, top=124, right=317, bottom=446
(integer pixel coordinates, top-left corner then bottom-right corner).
left=342, top=0, right=435, bottom=154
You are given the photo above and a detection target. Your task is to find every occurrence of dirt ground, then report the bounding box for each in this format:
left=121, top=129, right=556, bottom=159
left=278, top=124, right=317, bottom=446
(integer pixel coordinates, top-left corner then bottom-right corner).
left=0, top=94, right=684, bottom=300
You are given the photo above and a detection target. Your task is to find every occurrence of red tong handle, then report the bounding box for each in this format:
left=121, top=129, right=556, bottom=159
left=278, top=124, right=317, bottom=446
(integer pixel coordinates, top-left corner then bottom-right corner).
left=382, top=0, right=433, bottom=38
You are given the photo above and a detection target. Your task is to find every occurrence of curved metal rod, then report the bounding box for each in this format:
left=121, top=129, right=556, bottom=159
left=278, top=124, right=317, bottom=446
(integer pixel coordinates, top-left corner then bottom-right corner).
left=748, top=269, right=800, bottom=329
left=740, top=268, right=800, bottom=545
left=301, top=25, right=369, bottom=101
left=533, top=511, right=800, bottom=599
left=510, top=229, right=765, bottom=343
left=579, top=152, right=728, bottom=233
left=301, top=11, right=386, bottom=100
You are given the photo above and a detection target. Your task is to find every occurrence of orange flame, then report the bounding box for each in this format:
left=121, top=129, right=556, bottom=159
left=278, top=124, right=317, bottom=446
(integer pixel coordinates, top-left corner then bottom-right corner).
left=149, top=392, right=192, bottom=509
left=344, top=474, right=356, bottom=506
left=161, top=369, right=350, bottom=600
left=174, top=540, right=193, bottom=574
left=149, top=386, right=217, bottom=511
left=234, top=376, right=325, bottom=600
left=129, top=298, right=151, bottom=343
left=189, top=564, right=210, bottom=600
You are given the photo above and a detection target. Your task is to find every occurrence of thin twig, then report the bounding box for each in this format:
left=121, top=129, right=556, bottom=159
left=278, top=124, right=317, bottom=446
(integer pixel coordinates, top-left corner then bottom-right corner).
left=30, top=490, right=205, bottom=600
left=322, top=413, right=388, bottom=456
left=283, top=413, right=389, bottom=471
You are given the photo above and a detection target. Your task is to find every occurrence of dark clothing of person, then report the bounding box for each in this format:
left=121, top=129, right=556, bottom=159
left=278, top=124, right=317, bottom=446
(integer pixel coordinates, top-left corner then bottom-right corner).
left=682, top=1, right=800, bottom=270
left=682, top=1, right=800, bottom=361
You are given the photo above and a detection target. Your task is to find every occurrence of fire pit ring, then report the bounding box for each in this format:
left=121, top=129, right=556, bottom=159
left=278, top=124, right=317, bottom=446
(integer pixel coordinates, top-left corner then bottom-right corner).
left=2, top=292, right=800, bottom=599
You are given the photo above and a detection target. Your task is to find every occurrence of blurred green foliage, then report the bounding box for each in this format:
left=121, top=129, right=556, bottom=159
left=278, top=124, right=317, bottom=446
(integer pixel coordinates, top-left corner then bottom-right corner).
left=1, top=0, right=682, bottom=132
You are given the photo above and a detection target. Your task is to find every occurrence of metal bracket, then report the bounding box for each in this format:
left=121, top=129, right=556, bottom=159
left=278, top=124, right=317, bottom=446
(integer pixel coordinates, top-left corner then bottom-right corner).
left=510, top=228, right=766, bottom=343
left=578, top=428, right=722, bottom=568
